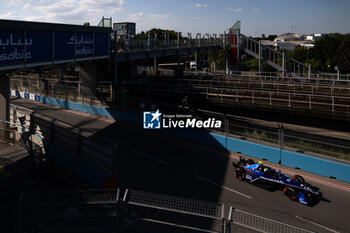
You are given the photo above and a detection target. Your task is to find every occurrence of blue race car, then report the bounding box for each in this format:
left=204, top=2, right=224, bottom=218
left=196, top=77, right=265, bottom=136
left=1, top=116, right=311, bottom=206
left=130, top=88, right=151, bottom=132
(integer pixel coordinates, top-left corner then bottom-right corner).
left=232, top=157, right=322, bottom=205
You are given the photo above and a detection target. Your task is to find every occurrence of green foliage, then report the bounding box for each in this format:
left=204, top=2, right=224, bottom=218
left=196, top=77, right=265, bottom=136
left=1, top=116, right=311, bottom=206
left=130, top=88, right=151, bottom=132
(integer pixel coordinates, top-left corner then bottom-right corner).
left=136, top=28, right=179, bottom=41
left=266, top=35, right=278, bottom=41
left=241, top=58, right=260, bottom=71
left=244, top=130, right=350, bottom=161
left=287, top=34, right=350, bottom=73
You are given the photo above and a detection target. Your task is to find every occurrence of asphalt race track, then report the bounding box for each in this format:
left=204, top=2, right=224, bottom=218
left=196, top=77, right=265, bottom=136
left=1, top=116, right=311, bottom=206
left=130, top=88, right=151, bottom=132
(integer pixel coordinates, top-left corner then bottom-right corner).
left=10, top=98, right=350, bottom=233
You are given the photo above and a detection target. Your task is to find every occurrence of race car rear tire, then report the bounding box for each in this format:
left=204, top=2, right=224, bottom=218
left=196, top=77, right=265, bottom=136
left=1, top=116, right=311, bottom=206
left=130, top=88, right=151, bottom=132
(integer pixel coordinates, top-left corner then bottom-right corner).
left=292, top=175, right=305, bottom=184
left=235, top=168, right=245, bottom=181
left=284, top=187, right=299, bottom=201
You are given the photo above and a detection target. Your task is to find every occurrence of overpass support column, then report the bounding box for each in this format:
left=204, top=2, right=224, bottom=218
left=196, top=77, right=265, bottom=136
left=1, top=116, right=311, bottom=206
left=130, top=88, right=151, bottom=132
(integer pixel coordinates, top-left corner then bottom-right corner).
left=282, top=52, right=285, bottom=78
left=113, top=61, right=118, bottom=102
left=195, top=52, right=198, bottom=72
left=78, top=64, right=97, bottom=97
left=0, top=75, right=10, bottom=138
left=258, top=40, right=262, bottom=73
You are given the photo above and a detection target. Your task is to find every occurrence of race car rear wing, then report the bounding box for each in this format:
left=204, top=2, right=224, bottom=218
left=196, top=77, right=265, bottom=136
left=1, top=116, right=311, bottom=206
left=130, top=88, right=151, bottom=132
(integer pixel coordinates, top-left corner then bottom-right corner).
left=232, top=156, right=250, bottom=168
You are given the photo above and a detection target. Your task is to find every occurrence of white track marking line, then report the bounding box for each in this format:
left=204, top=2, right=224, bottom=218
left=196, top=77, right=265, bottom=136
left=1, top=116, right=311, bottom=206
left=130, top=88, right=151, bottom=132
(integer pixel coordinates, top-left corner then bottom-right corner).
left=141, top=218, right=219, bottom=233
left=295, top=216, right=340, bottom=233
left=194, top=174, right=252, bottom=199
left=130, top=149, right=168, bottom=165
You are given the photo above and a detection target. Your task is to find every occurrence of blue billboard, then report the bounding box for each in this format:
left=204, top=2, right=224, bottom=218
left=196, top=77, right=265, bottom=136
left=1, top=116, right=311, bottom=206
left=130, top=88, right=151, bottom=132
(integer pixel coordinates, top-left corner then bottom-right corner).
left=0, top=30, right=25, bottom=65
left=0, top=28, right=110, bottom=67
left=94, top=33, right=109, bottom=56
left=75, top=32, right=94, bottom=58
left=26, top=31, right=52, bottom=62
left=54, top=31, right=75, bottom=60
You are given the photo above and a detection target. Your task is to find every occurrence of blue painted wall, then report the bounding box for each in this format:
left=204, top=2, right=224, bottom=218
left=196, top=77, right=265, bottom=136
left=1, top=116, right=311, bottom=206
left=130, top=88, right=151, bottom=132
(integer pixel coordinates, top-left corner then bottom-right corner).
left=281, top=150, right=350, bottom=182
left=14, top=91, right=350, bottom=183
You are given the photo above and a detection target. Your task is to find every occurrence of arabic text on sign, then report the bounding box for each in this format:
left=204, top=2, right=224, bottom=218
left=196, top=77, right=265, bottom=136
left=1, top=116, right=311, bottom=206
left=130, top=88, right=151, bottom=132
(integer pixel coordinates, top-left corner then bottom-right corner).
left=67, top=35, right=94, bottom=45
left=0, top=49, right=32, bottom=61
left=76, top=46, right=93, bottom=55
left=0, top=34, right=33, bottom=46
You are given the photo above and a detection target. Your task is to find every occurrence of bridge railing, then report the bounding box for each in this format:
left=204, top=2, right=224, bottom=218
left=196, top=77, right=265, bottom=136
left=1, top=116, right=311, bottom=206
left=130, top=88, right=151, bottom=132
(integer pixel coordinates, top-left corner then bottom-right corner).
left=117, top=37, right=223, bottom=53
left=240, top=34, right=314, bottom=78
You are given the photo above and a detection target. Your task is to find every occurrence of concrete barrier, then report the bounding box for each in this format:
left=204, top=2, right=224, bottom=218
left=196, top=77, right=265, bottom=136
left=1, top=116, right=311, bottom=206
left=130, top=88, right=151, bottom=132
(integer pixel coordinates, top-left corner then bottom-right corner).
left=281, top=150, right=350, bottom=182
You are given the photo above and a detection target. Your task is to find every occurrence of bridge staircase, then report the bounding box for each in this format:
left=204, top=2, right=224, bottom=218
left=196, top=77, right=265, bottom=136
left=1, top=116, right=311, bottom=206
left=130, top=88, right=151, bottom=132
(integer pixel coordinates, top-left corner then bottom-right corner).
left=240, top=34, right=316, bottom=78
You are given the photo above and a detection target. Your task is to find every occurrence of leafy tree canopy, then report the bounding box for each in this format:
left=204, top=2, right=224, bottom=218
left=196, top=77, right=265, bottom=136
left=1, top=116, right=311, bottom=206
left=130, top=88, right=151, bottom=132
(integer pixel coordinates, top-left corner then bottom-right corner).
left=136, top=28, right=180, bottom=40
left=287, top=33, right=350, bottom=73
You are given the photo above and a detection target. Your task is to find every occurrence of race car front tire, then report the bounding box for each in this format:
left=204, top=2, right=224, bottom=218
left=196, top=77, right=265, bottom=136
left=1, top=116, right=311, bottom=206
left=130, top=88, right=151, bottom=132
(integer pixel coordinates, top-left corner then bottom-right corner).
left=284, top=187, right=299, bottom=201
left=235, top=168, right=245, bottom=181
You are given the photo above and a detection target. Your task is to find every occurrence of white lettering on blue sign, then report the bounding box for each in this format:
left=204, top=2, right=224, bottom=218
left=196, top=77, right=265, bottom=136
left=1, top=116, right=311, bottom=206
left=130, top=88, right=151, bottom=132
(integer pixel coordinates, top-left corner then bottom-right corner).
left=0, top=34, right=32, bottom=46
left=0, top=48, right=32, bottom=61
left=76, top=46, right=93, bottom=55
left=67, top=35, right=94, bottom=45
left=34, top=95, right=41, bottom=102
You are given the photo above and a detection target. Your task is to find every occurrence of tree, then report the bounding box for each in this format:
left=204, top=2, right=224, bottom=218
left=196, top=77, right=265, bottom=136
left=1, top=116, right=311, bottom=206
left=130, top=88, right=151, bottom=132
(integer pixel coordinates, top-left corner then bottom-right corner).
left=286, top=33, right=350, bottom=73
left=135, top=28, right=180, bottom=41
left=241, top=58, right=259, bottom=71
left=266, top=35, right=278, bottom=41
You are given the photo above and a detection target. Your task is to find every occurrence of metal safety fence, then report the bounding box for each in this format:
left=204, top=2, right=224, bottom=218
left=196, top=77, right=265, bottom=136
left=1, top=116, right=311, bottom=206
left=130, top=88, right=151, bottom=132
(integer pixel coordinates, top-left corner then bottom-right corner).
left=0, top=119, right=43, bottom=164
left=9, top=103, right=117, bottom=175
left=15, top=189, right=316, bottom=233
left=125, top=189, right=224, bottom=219
left=230, top=209, right=314, bottom=233
left=10, top=76, right=112, bottom=106
left=0, top=122, right=44, bottom=195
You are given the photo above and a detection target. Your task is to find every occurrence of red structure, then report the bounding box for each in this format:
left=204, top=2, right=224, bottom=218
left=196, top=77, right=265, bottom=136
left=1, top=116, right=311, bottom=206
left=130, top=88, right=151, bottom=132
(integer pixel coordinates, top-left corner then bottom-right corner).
left=229, top=21, right=240, bottom=69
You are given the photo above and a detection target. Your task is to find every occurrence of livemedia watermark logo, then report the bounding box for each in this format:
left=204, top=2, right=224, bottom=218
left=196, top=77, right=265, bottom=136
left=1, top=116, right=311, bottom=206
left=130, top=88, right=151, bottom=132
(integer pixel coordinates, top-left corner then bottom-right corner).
left=143, top=110, right=222, bottom=129
left=143, top=110, right=162, bottom=129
